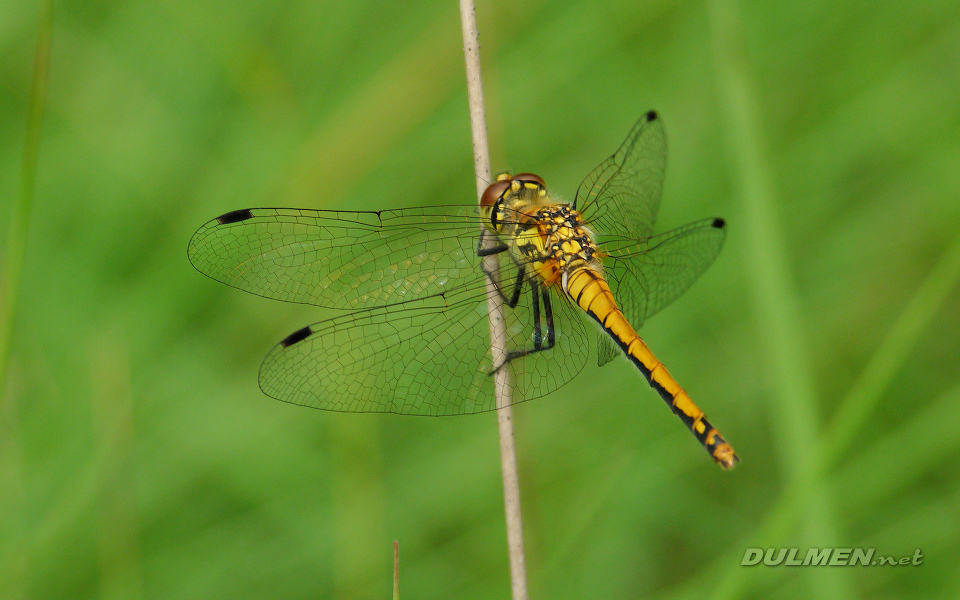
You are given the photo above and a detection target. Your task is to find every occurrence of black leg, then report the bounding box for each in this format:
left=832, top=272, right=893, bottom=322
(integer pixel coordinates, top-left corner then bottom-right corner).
left=542, top=290, right=555, bottom=348
left=477, top=230, right=520, bottom=301
left=482, top=258, right=526, bottom=308
left=529, top=282, right=542, bottom=349
left=489, top=280, right=557, bottom=374
left=476, top=229, right=509, bottom=257
left=504, top=266, right=525, bottom=308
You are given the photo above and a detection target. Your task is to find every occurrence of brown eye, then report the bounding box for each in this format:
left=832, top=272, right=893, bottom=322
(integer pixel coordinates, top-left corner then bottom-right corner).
left=480, top=179, right=511, bottom=207
left=513, top=173, right=546, bottom=187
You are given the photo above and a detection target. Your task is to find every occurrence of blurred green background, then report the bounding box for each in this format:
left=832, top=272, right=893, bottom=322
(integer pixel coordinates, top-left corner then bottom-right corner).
left=2, top=0, right=959, bottom=598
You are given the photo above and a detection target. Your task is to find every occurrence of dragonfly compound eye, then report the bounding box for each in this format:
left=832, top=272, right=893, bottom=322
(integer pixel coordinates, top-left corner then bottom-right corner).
left=514, top=173, right=547, bottom=197
left=480, top=179, right=511, bottom=207
left=513, top=173, right=546, bottom=188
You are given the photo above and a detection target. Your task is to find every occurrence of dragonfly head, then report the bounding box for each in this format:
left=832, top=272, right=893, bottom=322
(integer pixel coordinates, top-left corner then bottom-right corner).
left=480, top=172, right=548, bottom=232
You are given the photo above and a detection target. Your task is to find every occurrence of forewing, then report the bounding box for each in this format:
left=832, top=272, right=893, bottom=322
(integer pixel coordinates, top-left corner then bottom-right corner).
left=187, top=206, right=486, bottom=310
left=575, top=111, right=666, bottom=241
left=596, top=218, right=726, bottom=366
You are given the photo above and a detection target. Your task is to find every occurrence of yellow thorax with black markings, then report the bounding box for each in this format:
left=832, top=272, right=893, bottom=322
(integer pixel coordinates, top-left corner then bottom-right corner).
left=479, top=172, right=601, bottom=289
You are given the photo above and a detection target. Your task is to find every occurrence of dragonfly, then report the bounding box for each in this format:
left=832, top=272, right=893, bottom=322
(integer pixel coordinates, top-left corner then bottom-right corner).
left=188, top=110, right=738, bottom=469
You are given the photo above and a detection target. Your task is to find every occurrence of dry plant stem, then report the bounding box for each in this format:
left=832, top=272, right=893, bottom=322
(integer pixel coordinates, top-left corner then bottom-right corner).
left=393, top=541, right=399, bottom=600
left=458, top=2, right=529, bottom=600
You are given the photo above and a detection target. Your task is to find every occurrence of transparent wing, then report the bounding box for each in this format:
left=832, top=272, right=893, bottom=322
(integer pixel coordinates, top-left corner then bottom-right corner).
left=595, top=218, right=727, bottom=366
left=187, top=206, right=489, bottom=310
left=575, top=110, right=666, bottom=241
left=258, top=270, right=590, bottom=416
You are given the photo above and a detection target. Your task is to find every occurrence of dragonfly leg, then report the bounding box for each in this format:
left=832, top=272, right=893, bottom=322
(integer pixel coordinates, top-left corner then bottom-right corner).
left=476, top=229, right=509, bottom=257
left=529, top=281, right=544, bottom=349
left=477, top=229, right=524, bottom=304
left=480, top=249, right=526, bottom=308
left=543, top=291, right=556, bottom=348
left=502, top=266, right=525, bottom=308
left=516, top=287, right=555, bottom=354
left=489, top=280, right=556, bottom=374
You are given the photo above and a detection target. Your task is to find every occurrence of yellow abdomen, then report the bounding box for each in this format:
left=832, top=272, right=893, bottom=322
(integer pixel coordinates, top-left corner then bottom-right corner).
left=561, top=265, right=738, bottom=469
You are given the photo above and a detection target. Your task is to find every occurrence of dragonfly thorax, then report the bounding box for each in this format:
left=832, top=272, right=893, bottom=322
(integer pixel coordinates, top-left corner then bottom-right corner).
left=522, top=204, right=600, bottom=289
left=480, top=173, right=601, bottom=289
left=510, top=206, right=601, bottom=290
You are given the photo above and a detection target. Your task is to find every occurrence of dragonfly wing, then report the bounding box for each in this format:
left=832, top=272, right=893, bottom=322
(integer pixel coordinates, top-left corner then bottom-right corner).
left=260, top=286, right=495, bottom=415
left=187, top=206, right=488, bottom=310
left=575, top=111, right=666, bottom=241
left=259, top=276, right=590, bottom=415
left=596, top=218, right=726, bottom=366
left=596, top=328, right=620, bottom=367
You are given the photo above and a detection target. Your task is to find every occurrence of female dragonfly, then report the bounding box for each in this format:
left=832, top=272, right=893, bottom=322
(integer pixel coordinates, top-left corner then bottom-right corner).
left=188, top=110, right=738, bottom=469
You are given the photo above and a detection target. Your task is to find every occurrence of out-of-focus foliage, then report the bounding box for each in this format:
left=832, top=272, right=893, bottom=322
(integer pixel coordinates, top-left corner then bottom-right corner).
left=1, top=1, right=958, bottom=599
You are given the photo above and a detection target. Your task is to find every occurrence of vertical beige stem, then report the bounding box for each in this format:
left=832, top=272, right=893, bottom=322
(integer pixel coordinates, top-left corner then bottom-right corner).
left=458, top=2, right=529, bottom=600
left=393, top=540, right=400, bottom=600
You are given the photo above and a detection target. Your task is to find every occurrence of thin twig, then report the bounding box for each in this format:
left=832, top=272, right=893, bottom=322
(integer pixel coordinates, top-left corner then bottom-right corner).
left=393, top=540, right=400, bottom=600
left=458, top=2, right=529, bottom=600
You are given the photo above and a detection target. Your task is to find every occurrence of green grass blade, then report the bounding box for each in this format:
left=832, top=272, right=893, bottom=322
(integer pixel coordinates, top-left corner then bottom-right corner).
left=821, top=230, right=960, bottom=466
left=0, top=4, right=52, bottom=599
left=706, top=0, right=850, bottom=597
left=833, top=383, right=960, bottom=509
left=0, top=0, right=52, bottom=401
